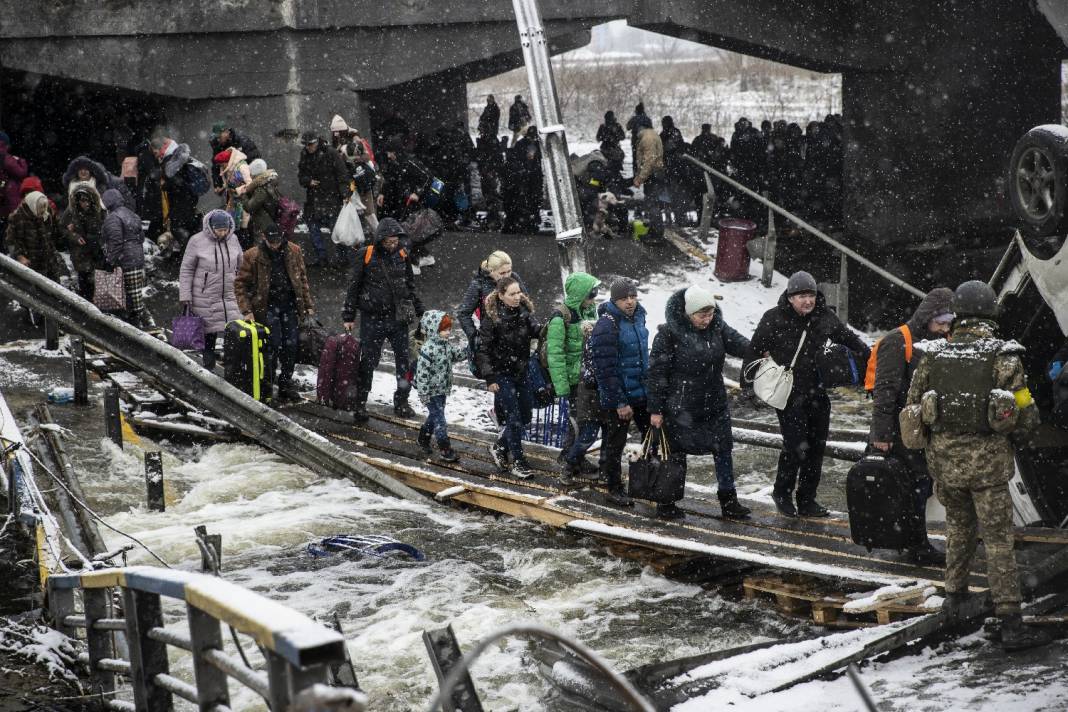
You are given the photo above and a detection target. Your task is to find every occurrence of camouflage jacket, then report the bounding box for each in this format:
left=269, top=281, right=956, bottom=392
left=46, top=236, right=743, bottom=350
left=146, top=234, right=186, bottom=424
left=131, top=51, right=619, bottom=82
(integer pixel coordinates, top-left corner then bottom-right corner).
left=905, top=319, right=1038, bottom=489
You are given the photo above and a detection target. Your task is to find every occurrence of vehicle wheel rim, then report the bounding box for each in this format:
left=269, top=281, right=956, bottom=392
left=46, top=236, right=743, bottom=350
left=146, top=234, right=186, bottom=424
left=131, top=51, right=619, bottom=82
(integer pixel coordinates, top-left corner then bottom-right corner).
left=1016, top=147, right=1057, bottom=221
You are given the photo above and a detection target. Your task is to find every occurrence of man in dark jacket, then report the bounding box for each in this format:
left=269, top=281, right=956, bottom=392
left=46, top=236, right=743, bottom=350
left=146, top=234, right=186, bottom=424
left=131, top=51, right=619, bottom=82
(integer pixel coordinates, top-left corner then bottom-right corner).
left=297, top=132, right=350, bottom=265
left=588, top=279, right=651, bottom=504
left=210, top=123, right=261, bottom=192
left=745, top=271, right=870, bottom=518
left=235, top=224, right=314, bottom=403
left=376, top=142, right=433, bottom=221
left=342, top=218, right=424, bottom=421
left=507, top=95, right=532, bottom=140
left=478, top=95, right=501, bottom=139
left=868, top=287, right=954, bottom=564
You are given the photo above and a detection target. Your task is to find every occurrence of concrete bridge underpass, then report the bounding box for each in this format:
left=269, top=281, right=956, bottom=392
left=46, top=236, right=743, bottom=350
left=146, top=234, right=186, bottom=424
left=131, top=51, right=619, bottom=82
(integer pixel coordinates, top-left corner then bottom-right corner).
left=1, top=0, right=1066, bottom=272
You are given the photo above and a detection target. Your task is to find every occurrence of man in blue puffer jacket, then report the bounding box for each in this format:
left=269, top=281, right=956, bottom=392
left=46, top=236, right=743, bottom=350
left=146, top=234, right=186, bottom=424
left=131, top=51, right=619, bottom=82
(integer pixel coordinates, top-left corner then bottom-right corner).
left=590, top=278, right=650, bottom=506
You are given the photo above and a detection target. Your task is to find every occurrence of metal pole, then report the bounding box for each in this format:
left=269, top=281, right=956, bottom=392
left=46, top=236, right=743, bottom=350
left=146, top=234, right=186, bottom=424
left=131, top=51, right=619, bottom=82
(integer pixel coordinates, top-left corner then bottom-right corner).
left=44, top=318, right=59, bottom=351
left=104, top=385, right=123, bottom=448
left=70, top=336, right=88, bottom=406
left=838, top=252, right=850, bottom=324
left=511, top=0, right=588, bottom=285
left=697, top=173, right=715, bottom=244
left=683, top=154, right=925, bottom=299
left=761, top=196, right=777, bottom=289
left=144, top=452, right=165, bottom=512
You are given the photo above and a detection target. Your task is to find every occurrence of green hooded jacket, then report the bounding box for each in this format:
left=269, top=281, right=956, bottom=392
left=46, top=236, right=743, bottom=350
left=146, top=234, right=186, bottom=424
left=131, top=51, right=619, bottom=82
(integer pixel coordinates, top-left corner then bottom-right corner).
left=546, top=272, right=601, bottom=394
left=415, top=310, right=467, bottom=403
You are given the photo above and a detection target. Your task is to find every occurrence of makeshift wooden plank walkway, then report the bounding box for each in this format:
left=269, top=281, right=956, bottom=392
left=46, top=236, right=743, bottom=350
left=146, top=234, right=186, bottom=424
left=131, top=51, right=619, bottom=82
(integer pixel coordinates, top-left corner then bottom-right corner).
left=82, top=351, right=1068, bottom=605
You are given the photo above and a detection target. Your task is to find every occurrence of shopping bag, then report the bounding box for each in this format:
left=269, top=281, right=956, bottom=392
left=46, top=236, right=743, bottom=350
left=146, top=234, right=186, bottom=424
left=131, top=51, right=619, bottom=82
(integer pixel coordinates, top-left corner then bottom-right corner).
left=627, top=428, right=686, bottom=504
left=92, top=267, right=126, bottom=312
left=331, top=200, right=365, bottom=247
left=170, top=305, right=206, bottom=351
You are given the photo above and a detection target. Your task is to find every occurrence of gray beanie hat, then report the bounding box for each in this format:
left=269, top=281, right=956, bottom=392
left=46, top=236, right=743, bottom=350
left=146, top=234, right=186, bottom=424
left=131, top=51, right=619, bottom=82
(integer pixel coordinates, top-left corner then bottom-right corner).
left=786, top=270, right=818, bottom=295
left=610, top=278, right=638, bottom=302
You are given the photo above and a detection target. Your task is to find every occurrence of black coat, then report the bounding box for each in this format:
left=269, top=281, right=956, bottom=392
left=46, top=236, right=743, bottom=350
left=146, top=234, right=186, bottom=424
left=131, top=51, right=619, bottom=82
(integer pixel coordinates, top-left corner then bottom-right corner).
left=457, top=267, right=528, bottom=341
left=478, top=102, right=501, bottom=138
left=341, top=230, right=424, bottom=322
left=648, top=290, right=750, bottom=455
left=744, top=290, right=871, bottom=403
left=475, top=292, right=540, bottom=384
left=297, top=143, right=350, bottom=221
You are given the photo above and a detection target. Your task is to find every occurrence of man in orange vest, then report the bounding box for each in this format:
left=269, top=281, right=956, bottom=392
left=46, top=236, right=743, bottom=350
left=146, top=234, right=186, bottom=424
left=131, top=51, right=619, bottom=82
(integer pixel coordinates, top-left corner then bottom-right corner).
left=867, top=287, right=955, bottom=564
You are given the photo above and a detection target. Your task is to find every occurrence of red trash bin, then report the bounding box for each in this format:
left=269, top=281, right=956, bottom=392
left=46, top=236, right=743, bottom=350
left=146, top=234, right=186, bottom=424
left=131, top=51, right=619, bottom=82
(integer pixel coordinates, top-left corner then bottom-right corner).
left=714, top=218, right=757, bottom=281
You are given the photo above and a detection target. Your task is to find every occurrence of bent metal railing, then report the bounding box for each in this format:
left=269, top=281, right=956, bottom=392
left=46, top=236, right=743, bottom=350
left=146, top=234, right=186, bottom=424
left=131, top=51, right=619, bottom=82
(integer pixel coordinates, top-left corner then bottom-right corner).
left=48, top=566, right=364, bottom=711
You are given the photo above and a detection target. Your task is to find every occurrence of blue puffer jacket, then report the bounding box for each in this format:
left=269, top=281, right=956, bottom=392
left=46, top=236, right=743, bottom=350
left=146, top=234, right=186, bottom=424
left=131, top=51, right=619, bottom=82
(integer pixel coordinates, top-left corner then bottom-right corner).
left=590, top=300, right=649, bottom=409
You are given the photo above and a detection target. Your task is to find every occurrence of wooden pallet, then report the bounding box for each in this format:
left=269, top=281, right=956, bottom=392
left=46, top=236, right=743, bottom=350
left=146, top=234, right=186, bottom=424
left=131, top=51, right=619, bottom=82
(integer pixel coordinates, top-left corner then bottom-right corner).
left=742, top=574, right=937, bottom=628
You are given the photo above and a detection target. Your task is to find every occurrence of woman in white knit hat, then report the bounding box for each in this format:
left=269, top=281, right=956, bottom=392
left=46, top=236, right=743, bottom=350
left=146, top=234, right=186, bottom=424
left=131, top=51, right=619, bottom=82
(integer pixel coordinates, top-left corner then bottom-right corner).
left=646, top=285, right=752, bottom=520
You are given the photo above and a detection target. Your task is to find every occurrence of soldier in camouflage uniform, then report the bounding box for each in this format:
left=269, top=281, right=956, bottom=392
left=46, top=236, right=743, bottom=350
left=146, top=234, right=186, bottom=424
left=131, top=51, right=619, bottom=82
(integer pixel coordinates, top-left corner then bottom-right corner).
left=905, top=280, right=1049, bottom=651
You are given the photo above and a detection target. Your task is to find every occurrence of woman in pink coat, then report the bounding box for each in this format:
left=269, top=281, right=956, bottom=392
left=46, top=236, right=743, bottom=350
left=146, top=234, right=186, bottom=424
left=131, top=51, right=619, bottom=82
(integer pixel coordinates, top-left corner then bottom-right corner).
left=179, top=209, right=243, bottom=369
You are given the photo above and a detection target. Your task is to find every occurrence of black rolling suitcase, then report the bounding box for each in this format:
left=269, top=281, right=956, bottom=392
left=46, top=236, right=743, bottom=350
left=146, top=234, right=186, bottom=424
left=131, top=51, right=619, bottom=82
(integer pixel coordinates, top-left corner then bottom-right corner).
left=223, top=319, right=273, bottom=402
left=846, top=450, right=925, bottom=551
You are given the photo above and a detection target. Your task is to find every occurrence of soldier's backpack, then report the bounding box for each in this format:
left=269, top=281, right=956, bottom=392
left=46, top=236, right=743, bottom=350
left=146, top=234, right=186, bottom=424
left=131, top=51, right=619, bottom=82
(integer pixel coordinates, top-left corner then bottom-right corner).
left=317, top=334, right=362, bottom=411
left=223, top=319, right=272, bottom=402
left=846, top=449, right=926, bottom=552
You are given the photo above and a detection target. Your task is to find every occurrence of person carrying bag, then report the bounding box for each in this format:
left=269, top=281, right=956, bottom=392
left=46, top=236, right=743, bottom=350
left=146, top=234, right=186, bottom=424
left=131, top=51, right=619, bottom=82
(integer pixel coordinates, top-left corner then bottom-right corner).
left=628, top=427, right=685, bottom=505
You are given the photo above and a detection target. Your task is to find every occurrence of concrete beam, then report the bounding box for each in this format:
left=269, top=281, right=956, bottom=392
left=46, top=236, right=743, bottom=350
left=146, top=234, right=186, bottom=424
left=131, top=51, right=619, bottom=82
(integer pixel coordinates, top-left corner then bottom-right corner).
left=631, top=0, right=887, bottom=72
left=0, top=0, right=625, bottom=38
left=0, top=21, right=591, bottom=100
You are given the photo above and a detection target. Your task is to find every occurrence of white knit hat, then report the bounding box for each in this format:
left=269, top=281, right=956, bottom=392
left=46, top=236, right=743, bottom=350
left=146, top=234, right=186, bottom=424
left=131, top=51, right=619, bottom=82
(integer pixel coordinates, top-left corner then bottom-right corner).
left=330, top=114, right=349, bottom=132
left=248, top=158, right=267, bottom=177
left=683, top=285, right=717, bottom=315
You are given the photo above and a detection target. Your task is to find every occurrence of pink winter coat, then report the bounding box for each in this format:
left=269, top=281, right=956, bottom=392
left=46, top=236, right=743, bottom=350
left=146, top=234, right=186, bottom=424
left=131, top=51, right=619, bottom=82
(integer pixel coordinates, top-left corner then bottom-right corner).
left=178, top=210, right=243, bottom=334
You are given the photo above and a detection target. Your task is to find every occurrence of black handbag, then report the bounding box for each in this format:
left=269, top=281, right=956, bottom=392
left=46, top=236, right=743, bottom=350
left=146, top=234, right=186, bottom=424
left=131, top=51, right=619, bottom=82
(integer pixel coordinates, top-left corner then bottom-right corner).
left=297, top=317, right=330, bottom=366
left=628, top=428, right=686, bottom=504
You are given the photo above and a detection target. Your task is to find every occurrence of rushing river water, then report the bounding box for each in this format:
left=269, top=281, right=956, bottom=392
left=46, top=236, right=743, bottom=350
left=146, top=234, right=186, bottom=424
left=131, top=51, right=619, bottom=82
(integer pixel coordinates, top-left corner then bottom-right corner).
left=0, top=338, right=877, bottom=710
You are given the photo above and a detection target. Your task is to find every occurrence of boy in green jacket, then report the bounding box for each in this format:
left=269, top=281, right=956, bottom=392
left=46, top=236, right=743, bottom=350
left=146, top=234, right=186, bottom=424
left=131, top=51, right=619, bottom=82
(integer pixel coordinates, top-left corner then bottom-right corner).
left=545, top=272, right=602, bottom=458
left=415, top=310, right=467, bottom=462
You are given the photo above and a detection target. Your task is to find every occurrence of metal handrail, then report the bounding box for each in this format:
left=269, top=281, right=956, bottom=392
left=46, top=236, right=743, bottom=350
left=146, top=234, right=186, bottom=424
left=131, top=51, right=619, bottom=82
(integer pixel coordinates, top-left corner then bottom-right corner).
left=0, top=253, right=422, bottom=504
left=683, top=153, right=926, bottom=299
left=48, top=566, right=363, bottom=711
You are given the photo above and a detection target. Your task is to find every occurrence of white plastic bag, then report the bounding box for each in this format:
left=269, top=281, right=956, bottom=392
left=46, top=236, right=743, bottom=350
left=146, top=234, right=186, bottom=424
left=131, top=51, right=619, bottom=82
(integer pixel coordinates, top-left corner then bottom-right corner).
left=331, top=200, right=365, bottom=247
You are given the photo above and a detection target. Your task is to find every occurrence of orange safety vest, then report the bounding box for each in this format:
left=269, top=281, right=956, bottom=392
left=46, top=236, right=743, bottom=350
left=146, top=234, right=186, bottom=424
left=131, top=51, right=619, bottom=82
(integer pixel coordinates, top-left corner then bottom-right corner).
left=864, top=324, right=912, bottom=392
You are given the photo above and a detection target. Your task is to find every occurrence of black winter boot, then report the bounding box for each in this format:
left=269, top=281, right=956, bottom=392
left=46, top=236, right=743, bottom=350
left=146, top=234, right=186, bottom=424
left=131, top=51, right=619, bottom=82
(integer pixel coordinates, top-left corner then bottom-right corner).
left=605, top=487, right=633, bottom=507
left=942, top=591, right=970, bottom=625
left=560, top=461, right=579, bottom=487
left=655, top=502, right=685, bottom=520
left=417, top=429, right=432, bottom=454
left=718, top=490, right=751, bottom=520
left=1000, top=612, right=1052, bottom=652
left=393, top=391, right=416, bottom=418
left=904, top=539, right=946, bottom=567
left=772, top=491, right=797, bottom=518
left=437, top=439, right=459, bottom=463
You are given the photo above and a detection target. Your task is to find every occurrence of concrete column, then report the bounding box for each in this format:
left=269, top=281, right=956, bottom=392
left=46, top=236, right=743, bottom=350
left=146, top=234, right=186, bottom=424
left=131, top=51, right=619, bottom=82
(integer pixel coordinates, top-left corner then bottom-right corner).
left=842, top=10, right=1063, bottom=251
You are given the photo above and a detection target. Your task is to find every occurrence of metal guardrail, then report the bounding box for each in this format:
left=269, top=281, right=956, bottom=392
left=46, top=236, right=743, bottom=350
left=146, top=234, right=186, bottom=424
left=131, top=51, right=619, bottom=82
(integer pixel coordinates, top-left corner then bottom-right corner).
left=682, top=153, right=926, bottom=300
left=0, top=253, right=422, bottom=504
left=48, top=566, right=364, bottom=711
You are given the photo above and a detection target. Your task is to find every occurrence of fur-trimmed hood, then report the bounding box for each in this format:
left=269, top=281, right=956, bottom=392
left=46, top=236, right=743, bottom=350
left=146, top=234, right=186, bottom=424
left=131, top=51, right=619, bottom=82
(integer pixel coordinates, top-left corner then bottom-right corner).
left=482, top=291, right=535, bottom=323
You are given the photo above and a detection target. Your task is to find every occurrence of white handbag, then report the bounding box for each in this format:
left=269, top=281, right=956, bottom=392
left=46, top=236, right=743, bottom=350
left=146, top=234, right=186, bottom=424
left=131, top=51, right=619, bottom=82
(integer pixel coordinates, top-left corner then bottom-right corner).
left=743, top=330, right=807, bottom=410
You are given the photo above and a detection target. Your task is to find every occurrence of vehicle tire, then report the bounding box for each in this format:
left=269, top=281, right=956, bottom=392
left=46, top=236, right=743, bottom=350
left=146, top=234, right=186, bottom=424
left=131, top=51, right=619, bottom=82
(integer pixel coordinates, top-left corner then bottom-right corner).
left=1009, top=125, right=1068, bottom=238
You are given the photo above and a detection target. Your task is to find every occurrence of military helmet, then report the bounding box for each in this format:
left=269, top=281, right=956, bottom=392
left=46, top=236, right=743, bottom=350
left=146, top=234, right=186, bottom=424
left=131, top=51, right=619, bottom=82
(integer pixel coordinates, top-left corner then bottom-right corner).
left=952, top=280, right=999, bottom=320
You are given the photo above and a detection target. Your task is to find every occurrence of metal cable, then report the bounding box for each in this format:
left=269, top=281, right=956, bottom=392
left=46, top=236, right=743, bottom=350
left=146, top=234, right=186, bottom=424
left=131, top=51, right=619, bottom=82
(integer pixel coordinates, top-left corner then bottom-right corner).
left=423, top=623, right=654, bottom=712
left=23, top=446, right=171, bottom=568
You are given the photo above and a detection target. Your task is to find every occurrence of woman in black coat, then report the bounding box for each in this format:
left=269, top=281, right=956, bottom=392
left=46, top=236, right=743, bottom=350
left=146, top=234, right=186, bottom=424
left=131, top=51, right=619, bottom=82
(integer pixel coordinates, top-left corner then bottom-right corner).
left=647, top=286, right=751, bottom=520
left=457, top=250, right=527, bottom=355
left=475, top=276, right=541, bottom=479
left=743, top=271, right=871, bottom=518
